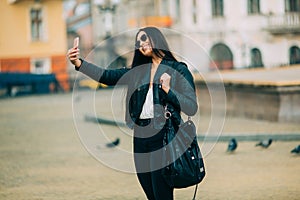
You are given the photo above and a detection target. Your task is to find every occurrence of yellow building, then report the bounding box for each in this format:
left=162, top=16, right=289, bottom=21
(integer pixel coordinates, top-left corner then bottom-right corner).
left=0, top=0, right=69, bottom=91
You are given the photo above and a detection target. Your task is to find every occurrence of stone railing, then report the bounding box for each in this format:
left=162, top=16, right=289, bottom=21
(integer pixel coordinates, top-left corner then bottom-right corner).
left=266, top=12, right=300, bottom=34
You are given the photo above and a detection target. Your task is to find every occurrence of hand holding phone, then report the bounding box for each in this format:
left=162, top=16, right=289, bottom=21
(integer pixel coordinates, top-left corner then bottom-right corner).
left=73, top=37, right=79, bottom=48
left=68, top=37, right=81, bottom=67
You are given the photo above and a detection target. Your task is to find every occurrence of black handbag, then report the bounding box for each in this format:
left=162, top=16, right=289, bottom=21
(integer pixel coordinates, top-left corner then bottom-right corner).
left=162, top=106, right=205, bottom=199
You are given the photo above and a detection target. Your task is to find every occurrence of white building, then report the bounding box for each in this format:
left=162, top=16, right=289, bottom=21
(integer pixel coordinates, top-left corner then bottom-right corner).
left=175, top=0, right=300, bottom=71
left=90, top=0, right=300, bottom=71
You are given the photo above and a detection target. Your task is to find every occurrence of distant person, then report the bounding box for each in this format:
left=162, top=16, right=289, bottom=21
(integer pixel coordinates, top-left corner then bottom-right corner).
left=67, top=26, right=198, bottom=200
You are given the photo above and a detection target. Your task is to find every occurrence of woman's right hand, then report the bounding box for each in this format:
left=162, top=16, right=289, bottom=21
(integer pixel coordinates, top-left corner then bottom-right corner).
left=67, top=38, right=82, bottom=67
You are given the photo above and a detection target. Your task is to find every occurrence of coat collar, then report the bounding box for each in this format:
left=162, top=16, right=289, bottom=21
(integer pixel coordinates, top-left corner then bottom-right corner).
left=133, top=58, right=175, bottom=87
left=153, top=59, right=174, bottom=84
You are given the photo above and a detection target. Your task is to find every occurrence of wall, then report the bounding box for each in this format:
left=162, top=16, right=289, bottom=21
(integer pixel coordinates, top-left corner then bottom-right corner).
left=197, top=83, right=300, bottom=123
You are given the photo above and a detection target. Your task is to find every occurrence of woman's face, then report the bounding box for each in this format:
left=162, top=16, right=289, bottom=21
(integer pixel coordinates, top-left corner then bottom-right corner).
left=136, top=31, right=153, bottom=57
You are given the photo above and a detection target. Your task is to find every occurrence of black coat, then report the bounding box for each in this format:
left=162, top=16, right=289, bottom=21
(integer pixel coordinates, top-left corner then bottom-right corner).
left=77, top=58, right=198, bottom=129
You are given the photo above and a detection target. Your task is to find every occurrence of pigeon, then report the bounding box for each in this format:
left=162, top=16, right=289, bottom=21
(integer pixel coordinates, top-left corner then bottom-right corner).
left=227, top=138, right=238, bottom=152
left=106, top=138, right=120, bottom=148
left=291, top=145, right=300, bottom=154
left=255, top=139, right=272, bottom=148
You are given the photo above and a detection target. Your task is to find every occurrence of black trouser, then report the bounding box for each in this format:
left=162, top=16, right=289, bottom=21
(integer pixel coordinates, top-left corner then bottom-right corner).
left=134, top=119, right=174, bottom=200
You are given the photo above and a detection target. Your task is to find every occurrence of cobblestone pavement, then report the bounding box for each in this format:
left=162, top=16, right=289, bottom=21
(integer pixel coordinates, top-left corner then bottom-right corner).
left=0, top=90, right=299, bottom=200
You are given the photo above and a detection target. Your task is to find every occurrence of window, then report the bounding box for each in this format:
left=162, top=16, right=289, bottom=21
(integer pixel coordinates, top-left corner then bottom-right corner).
left=31, top=58, right=51, bottom=74
left=250, top=48, right=264, bottom=68
left=210, top=43, right=233, bottom=70
left=289, top=46, right=300, bottom=65
left=175, top=0, right=181, bottom=20
left=248, top=0, right=260, bottom=14
left=211, top=0, right=224, bottom=17
left=160, top=0, right=169, bottom=16
left=30, top=8, right=44, bottom=41
left=285, top=0, right=300, bottom=12
left=193, top=0, right=197, bottom=23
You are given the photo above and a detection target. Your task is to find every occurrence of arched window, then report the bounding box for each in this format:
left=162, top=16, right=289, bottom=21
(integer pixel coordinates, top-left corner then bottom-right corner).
left=210, top=43, right=233, bottom=70
left=250, top=48, right=264, bottom=68
left=289, top=46, right=300, bottom=65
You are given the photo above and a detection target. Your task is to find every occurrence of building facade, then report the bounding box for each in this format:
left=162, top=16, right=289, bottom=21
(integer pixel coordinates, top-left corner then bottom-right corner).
left=176, top=0, right=300, bottom=70
left=0, top=0, right=69, bottom=91
left=89, top=0, right=300, bottom=71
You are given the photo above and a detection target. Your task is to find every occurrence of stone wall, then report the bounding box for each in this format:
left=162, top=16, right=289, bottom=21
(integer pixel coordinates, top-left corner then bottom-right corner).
left=196, top=82, right=300, bottom=123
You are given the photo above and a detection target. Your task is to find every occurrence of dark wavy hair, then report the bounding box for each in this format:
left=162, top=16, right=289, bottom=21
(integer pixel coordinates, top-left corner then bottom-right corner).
left=131, top=27, right=177, bottom=68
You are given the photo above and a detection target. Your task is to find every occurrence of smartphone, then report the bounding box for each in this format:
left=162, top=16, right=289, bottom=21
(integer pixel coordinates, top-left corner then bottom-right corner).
left=73, top=37, right=79, bottom=48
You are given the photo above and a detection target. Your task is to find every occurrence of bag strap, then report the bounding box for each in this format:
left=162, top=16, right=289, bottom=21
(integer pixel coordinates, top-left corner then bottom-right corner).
left=192, top=184, right=198, bottom=200
left=165, top=104, right=198, bottom=200
left=164, top=104, right=192, bottom=120
left=164, top=104, right=172, bottom=119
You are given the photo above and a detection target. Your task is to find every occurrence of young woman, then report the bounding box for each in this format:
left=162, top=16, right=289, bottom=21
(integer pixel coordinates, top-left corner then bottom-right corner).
left=67, top=26, right=198, bottom=200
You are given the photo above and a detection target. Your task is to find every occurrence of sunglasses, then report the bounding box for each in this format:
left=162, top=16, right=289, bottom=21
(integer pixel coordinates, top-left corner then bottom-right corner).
left=135, top=33, right=148, bottom=48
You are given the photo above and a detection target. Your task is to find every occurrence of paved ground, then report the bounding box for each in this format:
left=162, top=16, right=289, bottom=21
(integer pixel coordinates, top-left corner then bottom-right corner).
left=0, top=89, right=299, bottom=200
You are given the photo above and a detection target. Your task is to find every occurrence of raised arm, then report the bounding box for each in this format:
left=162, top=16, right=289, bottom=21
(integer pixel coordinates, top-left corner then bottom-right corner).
left=67, top=38, right=129, bottom=86
left=76, top=60, right=129, bottom=86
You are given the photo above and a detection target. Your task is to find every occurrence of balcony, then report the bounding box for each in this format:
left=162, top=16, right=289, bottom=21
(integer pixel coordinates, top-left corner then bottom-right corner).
left=265, top=12, right=300, bottom=34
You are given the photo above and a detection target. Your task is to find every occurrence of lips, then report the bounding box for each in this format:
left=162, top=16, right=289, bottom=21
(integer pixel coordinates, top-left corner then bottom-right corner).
left=142, top=44, right=151, bottom=52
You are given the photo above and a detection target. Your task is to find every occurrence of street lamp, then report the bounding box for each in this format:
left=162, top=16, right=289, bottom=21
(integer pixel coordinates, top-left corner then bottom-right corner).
left=92, top=0, right=126, bottom=69
left=93, top=0, right=120, bottom=37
